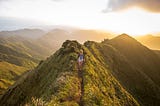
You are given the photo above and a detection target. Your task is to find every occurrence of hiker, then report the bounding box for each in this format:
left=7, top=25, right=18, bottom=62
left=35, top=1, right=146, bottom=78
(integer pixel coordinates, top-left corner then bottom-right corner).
left=77, top=49, right=85, bottom=70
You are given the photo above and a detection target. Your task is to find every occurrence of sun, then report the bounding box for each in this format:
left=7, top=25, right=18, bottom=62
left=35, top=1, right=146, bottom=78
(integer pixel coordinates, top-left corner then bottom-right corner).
left=104, top=7, right=160, bottom=36
left=117, top=7, right=152, bottom=36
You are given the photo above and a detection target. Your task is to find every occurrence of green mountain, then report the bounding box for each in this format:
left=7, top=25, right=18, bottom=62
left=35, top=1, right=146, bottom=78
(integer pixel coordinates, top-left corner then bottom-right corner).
left=1, top=34, right=160, bottom=106
left=0, top=61, right=27, bottom=95
left=89, top=34, right=160, bottom=106
left=0, top=28, right=114, bottom=95
left=0, top=39, right=140, bottom=106
left=0, top=39, right=38, bottom=95
left=0, top=29, right=46, bottom=39
left=0, top=33, right=53, bottom=95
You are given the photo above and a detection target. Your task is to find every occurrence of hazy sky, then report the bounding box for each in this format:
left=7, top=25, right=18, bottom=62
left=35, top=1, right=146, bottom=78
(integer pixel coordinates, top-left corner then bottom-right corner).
left=103, top=0, right=160, bottom=13
left=0, top=0, right=160, bottom=35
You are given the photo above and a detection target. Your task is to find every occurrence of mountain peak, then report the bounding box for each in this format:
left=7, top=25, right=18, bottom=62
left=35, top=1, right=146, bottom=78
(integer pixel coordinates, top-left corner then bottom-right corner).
left=62, top=40, right=80, bottom=48
left=114, top=33, right=134, bottom=40
left=109, top=33, right=141, bottom=46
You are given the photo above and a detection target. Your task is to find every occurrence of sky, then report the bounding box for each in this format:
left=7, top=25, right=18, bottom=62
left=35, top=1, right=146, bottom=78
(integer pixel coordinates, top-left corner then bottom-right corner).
left=0, top=0, right=160, bottom=35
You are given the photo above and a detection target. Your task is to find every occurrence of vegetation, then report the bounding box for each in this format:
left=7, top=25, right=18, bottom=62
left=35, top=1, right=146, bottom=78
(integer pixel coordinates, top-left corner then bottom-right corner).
left=0, top=34, right=52, bottom=95
left=0, top=28, right=114, bottom=97
left=0, top=40, right=139, bottom=106
left=85, top=34, right=160, bottom=106
left=0, top=33, right=160, bottom=106
left=0, top=62, right=27, bottom=95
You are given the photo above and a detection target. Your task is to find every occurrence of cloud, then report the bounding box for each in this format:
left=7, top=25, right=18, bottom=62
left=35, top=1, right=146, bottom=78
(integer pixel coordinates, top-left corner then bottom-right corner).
left=103, top=0, right=160, bottom=13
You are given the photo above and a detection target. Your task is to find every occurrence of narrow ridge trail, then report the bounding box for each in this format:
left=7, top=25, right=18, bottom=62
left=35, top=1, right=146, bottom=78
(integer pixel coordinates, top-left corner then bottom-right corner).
left=78, top=68, right=84, bottom=106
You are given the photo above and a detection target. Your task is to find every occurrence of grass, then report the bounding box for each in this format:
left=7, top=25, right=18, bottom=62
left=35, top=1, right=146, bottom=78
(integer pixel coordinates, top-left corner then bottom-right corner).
left=0, top=61, right=27, bottom=95
left=0, top=40, right=139, bottom=106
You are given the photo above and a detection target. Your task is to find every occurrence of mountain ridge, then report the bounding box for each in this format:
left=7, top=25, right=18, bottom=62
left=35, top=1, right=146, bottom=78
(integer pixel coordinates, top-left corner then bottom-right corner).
left=0, top=28, right=115, bottom=95
left=0, top=39, right=139, bottom=106
left=0, top=33, right=160, bottom=106
left=0, top=28, right=46, bottom=39
left=90, top=34, right=160, bottom=105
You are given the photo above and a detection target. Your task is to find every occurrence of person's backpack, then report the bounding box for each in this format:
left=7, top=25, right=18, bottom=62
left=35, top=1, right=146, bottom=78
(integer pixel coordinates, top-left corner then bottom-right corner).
left=79, top=54, right=84, bottom=60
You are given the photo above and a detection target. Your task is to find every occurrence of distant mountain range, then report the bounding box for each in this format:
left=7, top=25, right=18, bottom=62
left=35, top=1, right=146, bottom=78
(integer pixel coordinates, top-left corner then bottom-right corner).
left=136, top=35, right=160, bottom=50
left=0, top=28, right=114, bottom=96
left=0, top=29, right=51, bottom=95
left=0, top=34, right=160, bottom=106
left=0, top=29, right=46, bottom=39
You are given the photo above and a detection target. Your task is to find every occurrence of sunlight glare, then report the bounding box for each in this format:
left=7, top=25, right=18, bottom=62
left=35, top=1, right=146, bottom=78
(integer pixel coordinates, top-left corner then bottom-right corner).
left=103, top=7, right=160, bottom=36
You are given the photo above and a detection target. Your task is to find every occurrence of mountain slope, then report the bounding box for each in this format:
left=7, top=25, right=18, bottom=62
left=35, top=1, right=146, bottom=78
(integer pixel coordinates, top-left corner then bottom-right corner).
left=136, top=35, right=160, bottom=50
left=38, top=29, right=114, bottom=51
left=0, top=43, right=38, bottom=95
left=84, top=34, right=160, bottom=106
left=0, top=32, right=52, bottom=95
left=0, top=35, right=53, bottom=59
left=0, top=62, right=27, bottom=95
left=0, top=33, right=160, bottom=106
left=154, top=50, right=160, bottom=58
left=0, top=28, right=114, bottom=97
left=0, top=29, right=46, bottom=39
left=0, top=40, right=139, bottom=106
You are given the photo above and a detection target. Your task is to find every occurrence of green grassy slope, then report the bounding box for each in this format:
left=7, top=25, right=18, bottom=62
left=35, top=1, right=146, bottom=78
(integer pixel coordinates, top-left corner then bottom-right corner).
left=0, top=43, right=37, bottom=95
left=0, top=44, right=37, bottom=67
left=84, top=34, right=160, bottom=106
left=0, top=35, right=53, bottom=59
left=0, top=36, right=48, bottom=95
left=0, top=40, right=139, bottom=106
left=0, top=62, right=27, bottom=95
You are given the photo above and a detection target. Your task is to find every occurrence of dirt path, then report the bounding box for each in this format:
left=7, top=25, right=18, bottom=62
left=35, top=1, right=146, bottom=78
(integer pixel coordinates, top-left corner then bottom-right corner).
left=78, top=69, right=84, bottom=106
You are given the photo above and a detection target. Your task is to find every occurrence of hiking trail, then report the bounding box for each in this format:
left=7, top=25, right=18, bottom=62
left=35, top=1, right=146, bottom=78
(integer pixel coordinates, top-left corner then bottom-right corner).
left=78, top=68, right=84, bottom=106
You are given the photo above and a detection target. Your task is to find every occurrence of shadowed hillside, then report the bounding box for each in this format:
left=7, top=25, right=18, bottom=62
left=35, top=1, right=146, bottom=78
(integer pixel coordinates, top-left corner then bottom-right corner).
left=0, top=40, right=139, bottom=106
left=154, top=50, right=160, bottom=57
left=84, top=34, right=160, bottom=106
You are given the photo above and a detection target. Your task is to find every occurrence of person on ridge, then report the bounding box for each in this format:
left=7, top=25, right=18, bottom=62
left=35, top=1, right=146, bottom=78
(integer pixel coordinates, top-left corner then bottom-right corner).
left=77, top=49, right=85, bottom=70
